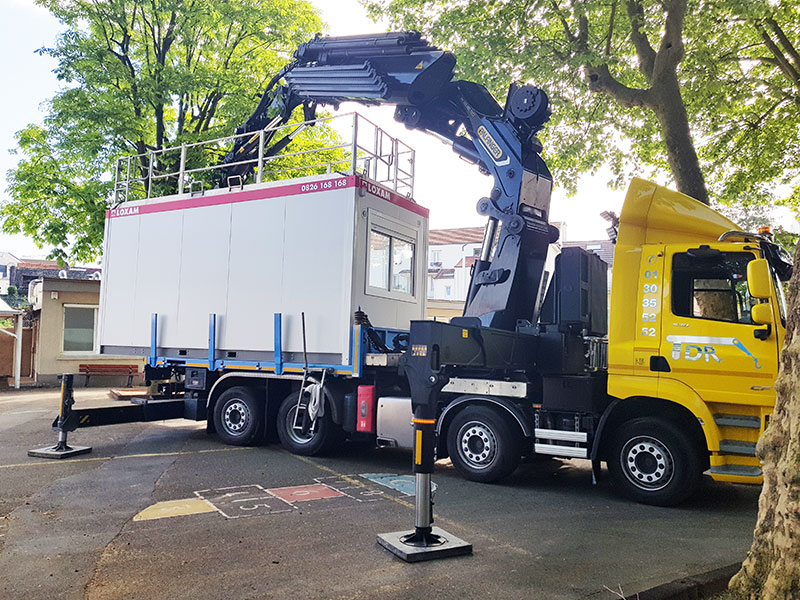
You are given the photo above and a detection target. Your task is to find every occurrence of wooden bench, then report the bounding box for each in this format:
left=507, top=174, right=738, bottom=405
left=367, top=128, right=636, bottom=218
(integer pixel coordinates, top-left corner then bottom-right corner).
left=78, top=364, right=139, bottom=387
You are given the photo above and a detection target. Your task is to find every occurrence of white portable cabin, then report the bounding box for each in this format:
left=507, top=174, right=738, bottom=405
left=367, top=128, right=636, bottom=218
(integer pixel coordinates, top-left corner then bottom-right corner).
left=99, top=114, right=427, bottom=375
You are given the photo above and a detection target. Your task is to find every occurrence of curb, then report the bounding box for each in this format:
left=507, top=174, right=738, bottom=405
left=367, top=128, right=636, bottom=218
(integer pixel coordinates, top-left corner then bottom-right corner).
left=635, top=563, right=740, bottom=600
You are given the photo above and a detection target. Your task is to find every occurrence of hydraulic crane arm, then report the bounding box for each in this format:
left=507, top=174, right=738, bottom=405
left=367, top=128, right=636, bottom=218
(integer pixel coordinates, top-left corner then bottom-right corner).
left=224, top=32, right=557, bottom=331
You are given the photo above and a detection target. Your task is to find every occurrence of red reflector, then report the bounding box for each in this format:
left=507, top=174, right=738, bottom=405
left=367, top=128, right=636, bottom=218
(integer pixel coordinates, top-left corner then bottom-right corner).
left=356, top=385, right=376, bottom=433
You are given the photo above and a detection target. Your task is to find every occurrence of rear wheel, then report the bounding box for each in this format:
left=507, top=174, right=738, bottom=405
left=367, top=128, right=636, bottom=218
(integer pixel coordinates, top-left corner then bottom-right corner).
left=276, top=390, right=342, bottom=456
left=446, top=405, right=522, bottom=483
left=213, top=386, right=264, bottom=446
left=608, top=417, right=702, bottom=506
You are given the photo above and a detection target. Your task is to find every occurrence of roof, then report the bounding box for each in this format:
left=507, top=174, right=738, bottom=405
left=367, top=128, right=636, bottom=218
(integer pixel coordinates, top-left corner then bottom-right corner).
left=16, top=260, right=61, bottom=269
left=429, top=227, right=485, bottom=246
left=433, top=268, right=455, bottom=279
left=454, top=255, right=479, bottom=269
left=562, top=239, right=615, bottom=267
left=0, top=297, right=23, bottom=316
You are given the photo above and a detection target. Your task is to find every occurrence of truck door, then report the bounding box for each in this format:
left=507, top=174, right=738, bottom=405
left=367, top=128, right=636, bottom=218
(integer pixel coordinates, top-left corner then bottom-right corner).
left=659, top=247, right=779, bottom=407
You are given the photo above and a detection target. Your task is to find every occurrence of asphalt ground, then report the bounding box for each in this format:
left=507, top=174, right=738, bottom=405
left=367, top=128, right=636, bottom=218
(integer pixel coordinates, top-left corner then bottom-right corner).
left=0, top=388, right=759, bottom=600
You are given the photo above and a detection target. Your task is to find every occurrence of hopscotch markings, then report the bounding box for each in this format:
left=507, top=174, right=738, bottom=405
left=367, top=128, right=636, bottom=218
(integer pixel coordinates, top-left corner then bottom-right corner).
left=194, top=484, right=293, bottom=519
left=359, top=473, right=437, bottom=496
left=313, top=475, right=388, bottom=503
left=155, top=473, right=427, bottom=522
left=267, top=483, right=345, bottom=503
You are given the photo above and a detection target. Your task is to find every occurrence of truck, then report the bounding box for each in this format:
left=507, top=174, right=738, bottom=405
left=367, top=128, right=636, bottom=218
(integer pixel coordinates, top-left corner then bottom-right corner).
left=53, top=33, right=792, bottom=511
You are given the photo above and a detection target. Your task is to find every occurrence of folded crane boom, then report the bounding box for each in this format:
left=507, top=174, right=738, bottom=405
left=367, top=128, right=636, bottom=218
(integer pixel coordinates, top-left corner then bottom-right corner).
left=223, top=31, right=554, bottom=332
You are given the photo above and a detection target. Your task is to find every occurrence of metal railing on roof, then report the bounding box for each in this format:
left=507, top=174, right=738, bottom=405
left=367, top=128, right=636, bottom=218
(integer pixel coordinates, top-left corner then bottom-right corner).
left=112, top=112, right=415, bottom=204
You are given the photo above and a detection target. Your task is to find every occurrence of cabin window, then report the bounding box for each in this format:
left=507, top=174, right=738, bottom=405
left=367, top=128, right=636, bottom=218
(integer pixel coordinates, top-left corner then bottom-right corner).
left=671, top=251, right=760, bottom=324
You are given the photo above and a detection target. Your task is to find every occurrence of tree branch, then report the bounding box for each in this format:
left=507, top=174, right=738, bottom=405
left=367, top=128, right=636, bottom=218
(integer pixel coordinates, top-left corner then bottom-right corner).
left=757, top=22, right=800, bottom=90
left=652, top=0, right=686, bottom=79
left=625, top=0, right=656, bottom=81
left=584, top=63, right=652, bottom=108
left=765, top=18, right=800, bottom=76
left=605, top=0, right=618, bottom=56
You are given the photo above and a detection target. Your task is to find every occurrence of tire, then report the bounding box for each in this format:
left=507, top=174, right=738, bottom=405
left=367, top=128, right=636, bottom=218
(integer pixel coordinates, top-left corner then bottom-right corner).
left=276, top=390, right=343, bottom=456
left=213, top=386, right=264, bottom=446
left=446, top=405, right=522, bottom=483
left=607, top=417, right=702, bottom=506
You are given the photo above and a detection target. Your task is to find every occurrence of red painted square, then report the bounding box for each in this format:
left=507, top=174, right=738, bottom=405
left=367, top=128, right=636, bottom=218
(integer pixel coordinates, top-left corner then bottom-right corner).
left=267, top=483, right=344, bottom=503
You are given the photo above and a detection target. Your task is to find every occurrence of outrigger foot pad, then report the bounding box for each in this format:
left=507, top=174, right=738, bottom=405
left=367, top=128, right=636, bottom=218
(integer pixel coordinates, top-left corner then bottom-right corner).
left=28, top=443, right=92, bottom=459
left=377, top=527, right=472, bottom=562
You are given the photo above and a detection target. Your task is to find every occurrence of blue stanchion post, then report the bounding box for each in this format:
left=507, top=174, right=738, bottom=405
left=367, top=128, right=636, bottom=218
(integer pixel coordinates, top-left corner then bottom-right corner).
left=274, top=313, right=283, bottom=375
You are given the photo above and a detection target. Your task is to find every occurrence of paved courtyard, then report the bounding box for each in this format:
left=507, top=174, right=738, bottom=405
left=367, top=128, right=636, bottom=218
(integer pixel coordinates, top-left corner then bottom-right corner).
left=0, top=388, right=759, bottom=599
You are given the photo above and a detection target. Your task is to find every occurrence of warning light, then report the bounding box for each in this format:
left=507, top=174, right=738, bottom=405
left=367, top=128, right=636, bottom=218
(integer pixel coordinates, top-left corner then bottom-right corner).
left=758, top=226, right=772, bottom=235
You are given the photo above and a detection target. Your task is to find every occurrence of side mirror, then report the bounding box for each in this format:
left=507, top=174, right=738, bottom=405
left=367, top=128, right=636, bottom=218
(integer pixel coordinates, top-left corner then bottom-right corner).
left=751, top=303, right=773, bottom=340
left=747, top=259, right=772, bottom=299
left=751, top=303, right=773, bottom=325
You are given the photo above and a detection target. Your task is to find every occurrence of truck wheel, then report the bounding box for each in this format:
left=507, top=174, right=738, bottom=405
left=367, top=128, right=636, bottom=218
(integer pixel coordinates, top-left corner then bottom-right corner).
left=446, top=405, right=522, bottom=483
left=276, top=391, right=342, bottom=456
left=608, top=417, right=701, bottom=506
left=213, top=386, right=264, bottom=446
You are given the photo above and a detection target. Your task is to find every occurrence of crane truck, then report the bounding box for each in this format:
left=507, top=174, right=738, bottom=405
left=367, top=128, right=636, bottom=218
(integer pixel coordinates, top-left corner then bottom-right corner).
left=45, top=33, right=791, bottom=516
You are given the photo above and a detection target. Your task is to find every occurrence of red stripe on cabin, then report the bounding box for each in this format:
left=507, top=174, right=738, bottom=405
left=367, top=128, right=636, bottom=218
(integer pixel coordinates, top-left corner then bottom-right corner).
left=106, top=176, right=428, bottom=219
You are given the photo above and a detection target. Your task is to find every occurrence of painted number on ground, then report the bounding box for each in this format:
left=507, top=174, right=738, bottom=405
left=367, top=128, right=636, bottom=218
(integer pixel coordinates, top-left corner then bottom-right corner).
left=194, top=484, right=292, bottom=518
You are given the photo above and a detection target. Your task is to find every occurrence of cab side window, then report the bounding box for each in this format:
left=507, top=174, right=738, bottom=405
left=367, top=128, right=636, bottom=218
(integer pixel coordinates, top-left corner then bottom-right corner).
left=672, top=251, right=759, bottom=324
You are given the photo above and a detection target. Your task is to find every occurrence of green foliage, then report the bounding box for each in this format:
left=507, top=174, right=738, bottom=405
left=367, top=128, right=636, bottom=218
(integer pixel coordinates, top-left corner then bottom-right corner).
left=6, top=286, right=17, bottom=297
left=3, top=0, right=324, bottom=262
left=366, top=0, right=800, bottom=210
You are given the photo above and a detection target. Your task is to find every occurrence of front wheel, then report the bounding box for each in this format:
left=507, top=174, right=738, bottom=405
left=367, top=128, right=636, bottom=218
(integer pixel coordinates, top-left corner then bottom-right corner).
left=446, top=405, right=522, bottom=483
left=607, top=417, right=702, bottom=506
left=276, top=390, right=343, bottom=456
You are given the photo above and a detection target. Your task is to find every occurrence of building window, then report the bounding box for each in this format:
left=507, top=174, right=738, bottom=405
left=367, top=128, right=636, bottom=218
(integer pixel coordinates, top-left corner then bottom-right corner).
left=368, top=228, right=415, bottom=298
left=63, top=305, right=98, bottom=353
left=430, top=249, right=441, bottom=265
left=671, top=251, right=760, bottom=324
left=445, top=285, right=451, bottom=297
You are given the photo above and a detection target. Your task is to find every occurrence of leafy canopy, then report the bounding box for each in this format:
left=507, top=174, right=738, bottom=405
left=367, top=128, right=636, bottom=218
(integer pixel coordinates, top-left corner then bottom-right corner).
left=3, top=0, right=323, bottom=263
left=366, top=0, right=800, bottom=212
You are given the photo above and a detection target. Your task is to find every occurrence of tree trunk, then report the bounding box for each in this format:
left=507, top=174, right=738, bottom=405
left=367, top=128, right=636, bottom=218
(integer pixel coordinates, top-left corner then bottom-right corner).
left=652, top=76, right=708, bottom=205
left=729, top=242, right=800, bottom=598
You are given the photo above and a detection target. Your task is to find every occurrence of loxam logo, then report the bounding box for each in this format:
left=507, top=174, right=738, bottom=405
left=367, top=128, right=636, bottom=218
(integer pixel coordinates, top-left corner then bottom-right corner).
left=109, top=205, right=140, bottom=217
left=360, top=180, right=391, bottom=201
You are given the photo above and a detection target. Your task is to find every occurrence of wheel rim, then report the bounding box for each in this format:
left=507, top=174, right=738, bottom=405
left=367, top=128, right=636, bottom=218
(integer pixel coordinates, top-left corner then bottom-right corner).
left=620, top=435, right=675, bottom=491
left=457, top=420, right=497, bottom=470
left=285, top=404, right=319, bottom=445
left=223, top=399, right=250, bottom=436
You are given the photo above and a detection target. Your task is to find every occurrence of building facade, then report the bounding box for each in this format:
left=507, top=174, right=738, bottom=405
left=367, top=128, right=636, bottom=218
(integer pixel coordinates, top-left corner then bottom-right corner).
left=29, top=278, right=143, bottom=386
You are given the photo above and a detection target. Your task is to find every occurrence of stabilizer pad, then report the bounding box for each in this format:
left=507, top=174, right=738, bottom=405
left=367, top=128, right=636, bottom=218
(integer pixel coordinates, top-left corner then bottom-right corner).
left=28, top=445, right=92, bottom=459
left=377, top=527, right=472, bottom=562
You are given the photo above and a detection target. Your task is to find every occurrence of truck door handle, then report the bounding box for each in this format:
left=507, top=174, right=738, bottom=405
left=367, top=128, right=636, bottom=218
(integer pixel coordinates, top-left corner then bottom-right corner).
left=753, top=325, right=771, bottom=341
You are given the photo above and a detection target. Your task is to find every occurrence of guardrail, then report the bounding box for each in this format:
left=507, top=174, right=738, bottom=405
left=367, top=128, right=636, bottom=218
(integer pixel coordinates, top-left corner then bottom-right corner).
left=112, top=112, right=415, bottom=204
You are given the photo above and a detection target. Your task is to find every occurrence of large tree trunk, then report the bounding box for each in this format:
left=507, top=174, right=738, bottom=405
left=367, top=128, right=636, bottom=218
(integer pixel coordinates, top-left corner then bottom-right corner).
left=729, top=242, right=800, bottom=598
left=652, top=77, right=708, bottom=205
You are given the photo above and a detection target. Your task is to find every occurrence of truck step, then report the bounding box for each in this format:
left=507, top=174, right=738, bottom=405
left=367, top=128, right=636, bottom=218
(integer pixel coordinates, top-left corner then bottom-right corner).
left=719, top=440, right=758, bottom=456
left=534, top=443, right=587, bottom=458
left=709, top=465, right=762, bottom=478
left=713, top=414, right=761, bottom=429
left=534, top=428, right=587, bottom=443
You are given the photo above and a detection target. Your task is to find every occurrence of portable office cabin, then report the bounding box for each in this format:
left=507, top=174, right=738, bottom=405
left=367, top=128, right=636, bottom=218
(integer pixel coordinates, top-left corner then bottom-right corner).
left=99, top=173, right=428, bottom=372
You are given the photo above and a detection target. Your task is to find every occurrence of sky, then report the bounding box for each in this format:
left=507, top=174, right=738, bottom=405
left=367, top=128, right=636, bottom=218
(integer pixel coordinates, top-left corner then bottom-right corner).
left=1, top=0, right=796, bottom=261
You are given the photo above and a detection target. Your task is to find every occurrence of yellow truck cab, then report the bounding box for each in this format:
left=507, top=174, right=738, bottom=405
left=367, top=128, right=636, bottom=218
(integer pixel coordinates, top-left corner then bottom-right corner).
left=605, top=178, right=791, bottom=504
